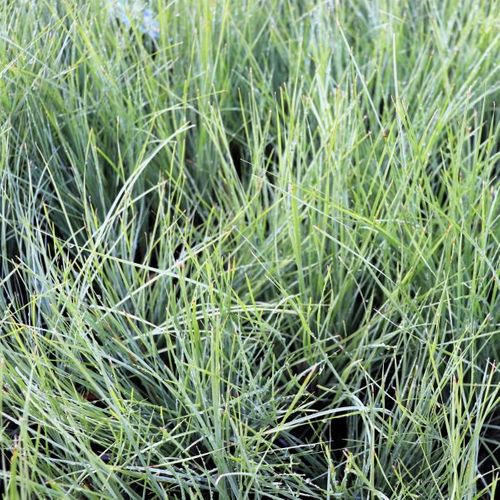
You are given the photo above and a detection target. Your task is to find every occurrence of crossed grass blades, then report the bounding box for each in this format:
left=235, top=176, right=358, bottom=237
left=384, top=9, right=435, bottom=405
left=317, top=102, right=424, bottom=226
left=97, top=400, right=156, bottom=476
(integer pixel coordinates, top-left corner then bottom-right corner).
left=0, top=0, right=499, bottom=498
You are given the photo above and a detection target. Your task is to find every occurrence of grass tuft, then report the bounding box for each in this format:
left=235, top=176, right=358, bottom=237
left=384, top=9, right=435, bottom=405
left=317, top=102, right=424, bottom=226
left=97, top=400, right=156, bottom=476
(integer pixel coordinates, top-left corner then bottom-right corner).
left=0, top=0, right=499, bottom=498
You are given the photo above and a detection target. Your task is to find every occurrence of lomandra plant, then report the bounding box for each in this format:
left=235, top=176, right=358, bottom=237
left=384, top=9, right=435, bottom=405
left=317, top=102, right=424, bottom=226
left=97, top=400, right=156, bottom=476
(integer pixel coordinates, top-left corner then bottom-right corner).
left=0, top=0, right=498, bottom=498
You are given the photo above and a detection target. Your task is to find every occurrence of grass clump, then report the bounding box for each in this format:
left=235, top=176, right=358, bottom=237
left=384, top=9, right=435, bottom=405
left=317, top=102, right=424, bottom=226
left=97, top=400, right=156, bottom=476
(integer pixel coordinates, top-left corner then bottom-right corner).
left=0, top=0, right=499, bottom=498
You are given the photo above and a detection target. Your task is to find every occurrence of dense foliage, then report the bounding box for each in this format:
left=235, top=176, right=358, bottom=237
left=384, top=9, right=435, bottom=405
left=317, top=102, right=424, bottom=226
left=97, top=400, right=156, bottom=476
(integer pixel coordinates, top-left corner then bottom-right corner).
left=0, top=1, right=498, bottom=497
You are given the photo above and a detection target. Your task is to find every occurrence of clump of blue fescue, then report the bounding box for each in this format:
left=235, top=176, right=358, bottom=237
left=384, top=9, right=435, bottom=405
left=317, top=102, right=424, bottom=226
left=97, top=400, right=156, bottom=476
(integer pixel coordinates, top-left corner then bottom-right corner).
left=108, top=0, right=159, bottom=40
